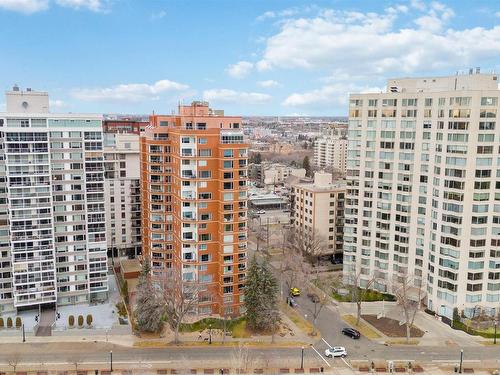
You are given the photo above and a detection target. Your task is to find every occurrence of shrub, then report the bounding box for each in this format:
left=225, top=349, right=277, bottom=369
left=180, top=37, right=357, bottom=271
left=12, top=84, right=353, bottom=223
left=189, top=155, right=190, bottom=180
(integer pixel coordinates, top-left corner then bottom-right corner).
left=68, top=315, right=75, bottom=327
left=7, top=317, right=12, bottom=328
left=78, top=315, right=84, bottom=327
left=0, top=317, right=4, bottom=328
left=86, top=314, right=93, bottom=326
left=15, top=317, right=21, bottom=328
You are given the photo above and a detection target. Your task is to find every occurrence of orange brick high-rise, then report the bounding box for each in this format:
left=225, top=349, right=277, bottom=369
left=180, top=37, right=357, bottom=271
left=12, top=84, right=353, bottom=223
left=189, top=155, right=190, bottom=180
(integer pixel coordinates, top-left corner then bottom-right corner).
left=140, top=101, right=248, bottom=317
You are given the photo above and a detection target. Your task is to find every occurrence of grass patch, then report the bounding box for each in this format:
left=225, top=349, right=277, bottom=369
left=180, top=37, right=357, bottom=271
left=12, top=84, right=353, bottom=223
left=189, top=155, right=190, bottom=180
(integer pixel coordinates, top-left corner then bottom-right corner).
left=232, top=319, right=251, bottom=338
left=451, top=319, right=500, bottom=339
left=180, top=316, right=244, bottom=333
left=179, top=316, right=251, bottom=338
left=133, top=341, right=168, bottom=348
left=332, top=289, right=395, bottom=302
left=281, top=303, right=318, bottom=337
left=341, top=314, right=382, bottom=339
left=385, top=338, right=420, bottom=345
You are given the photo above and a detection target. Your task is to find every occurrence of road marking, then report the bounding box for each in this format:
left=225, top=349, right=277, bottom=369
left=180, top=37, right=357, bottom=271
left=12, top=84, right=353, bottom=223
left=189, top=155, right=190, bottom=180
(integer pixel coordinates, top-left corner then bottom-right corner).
left=341, top=357, right=353, bottom=369
left=322, top=338, right=332, bottom=348
left=310, top=345, right=331, bottom=367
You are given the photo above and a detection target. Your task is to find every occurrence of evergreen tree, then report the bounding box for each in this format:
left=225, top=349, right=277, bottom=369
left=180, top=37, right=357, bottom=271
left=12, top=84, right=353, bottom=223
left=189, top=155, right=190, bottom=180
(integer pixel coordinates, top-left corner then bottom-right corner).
left=135, top=258, right=164, bottom=333
left=245, top=256, right=280, bottom=332
left=302, top=155, right=312, bottom=177
left=244, top=256, right=261, bottom=330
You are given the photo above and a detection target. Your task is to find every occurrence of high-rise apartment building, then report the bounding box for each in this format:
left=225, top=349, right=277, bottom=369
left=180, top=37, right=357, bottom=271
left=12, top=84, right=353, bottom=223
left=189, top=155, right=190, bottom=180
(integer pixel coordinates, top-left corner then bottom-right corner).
left=104, top=133, right=141, bottom=259
left=140, top=101, right=248, bottom=317
left=344, top=72, right=500, bottom=319
left=314, top=123, right=348, bottom=173
left=291, top=172, right=345, bottom=259
left=0, top=87, right=108, bottom=313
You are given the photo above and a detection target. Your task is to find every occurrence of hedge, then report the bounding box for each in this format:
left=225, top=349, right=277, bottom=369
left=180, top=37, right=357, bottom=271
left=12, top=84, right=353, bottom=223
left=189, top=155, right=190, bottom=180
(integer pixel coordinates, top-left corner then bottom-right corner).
left=86, top=314, right=93, bottom=326
left=68, top=315, right=75, bottom=327
left=78, top=315, right=84, bottom=327
left=452, top=319, right=500, bottom=339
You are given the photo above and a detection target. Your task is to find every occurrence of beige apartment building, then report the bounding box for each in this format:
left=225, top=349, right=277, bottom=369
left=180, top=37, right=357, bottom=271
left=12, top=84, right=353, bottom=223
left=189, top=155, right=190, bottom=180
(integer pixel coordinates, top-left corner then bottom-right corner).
left=103, top=133, right=141, bottom=259
left=344, top=71, right=500, bottom=319
left=314, top=123, right=348, bottom=173
left=291, top=172, right=345, bottom=258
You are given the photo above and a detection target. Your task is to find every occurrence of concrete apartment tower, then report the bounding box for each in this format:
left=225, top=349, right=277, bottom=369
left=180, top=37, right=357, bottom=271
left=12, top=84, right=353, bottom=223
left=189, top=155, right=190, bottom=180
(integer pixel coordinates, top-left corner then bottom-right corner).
left=344, top=71, right=500, bottom=319
left=314, top=123, right=348, bottom=173
left=140, top=101, right=248, bottom=317
left=291, top=172, right=345, bottom=260
left=103, top=133, right=142, bottom=259
left=0, top=87, right=108, bottom=313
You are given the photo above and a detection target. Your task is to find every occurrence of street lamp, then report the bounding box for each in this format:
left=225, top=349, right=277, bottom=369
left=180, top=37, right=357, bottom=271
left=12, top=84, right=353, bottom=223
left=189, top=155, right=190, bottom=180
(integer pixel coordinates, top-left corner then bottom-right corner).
left=300, top=346, right=304, bottom=369
left=110, top=350, right=113, bottom=372
left=459, top=349, right=463, bottom=374
left=209, top=324, right=212, bottom=345
left=494, top=320, right=498, bottom=345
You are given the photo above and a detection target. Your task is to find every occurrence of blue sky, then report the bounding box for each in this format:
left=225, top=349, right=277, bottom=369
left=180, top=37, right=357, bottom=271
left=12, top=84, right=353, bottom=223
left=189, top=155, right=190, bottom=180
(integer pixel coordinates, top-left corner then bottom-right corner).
left=0, top=0, right=499, bottom=116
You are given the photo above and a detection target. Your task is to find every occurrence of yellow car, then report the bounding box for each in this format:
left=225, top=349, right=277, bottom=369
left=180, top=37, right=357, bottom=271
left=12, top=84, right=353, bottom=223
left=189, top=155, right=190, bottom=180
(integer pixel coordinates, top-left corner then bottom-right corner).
left=290, top=287, right=301, bottom=297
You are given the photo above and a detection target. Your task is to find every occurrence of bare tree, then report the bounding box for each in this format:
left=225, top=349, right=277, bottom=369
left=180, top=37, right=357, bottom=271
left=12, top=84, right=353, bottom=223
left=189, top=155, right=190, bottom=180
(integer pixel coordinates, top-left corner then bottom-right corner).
left=160, top=270, right=201, bottom=344
left=280, top=232, right=308, bottom=299
left=69, top=353, right=83, bottom=373
left=306, top=285, right=329, bottom=336
left=7, top=352, right=21, bottom=373
left=288, top=228, right=327, bottom=277
left=343, top=266, right=377, bottom=325
left=231, top=343, right=253, bottom=374
left=392, top=273, right=426, bottom=343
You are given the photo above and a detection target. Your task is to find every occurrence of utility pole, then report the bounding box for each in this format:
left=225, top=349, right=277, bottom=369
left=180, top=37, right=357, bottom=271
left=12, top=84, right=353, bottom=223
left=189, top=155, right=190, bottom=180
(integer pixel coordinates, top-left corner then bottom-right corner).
left=267, top=217, right=270, bottom=249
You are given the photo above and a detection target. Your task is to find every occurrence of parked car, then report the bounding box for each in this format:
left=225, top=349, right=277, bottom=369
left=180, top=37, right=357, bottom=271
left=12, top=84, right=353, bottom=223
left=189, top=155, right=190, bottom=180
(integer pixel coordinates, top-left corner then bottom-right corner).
left=288, top=297, right=298, bottom=308
left=307, top=292, right=320, bottom=303
left=290, top=287, right=301, bottom=296
left=324, top=347, right=347, bottom=358
left=256, top=210, right=266, bottom=214
left=341, top=327, right=361, bottom=339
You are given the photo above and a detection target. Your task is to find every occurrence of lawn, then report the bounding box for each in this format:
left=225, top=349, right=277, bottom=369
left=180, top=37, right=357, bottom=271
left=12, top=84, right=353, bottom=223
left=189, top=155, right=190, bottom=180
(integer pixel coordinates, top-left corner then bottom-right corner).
left=180, top=316, right=247, bottom=338
left=332, top=289, right=396, bottom=303
left=362, top=315, right=424, bottom=338
left=342, top=314, right=381, bottom=339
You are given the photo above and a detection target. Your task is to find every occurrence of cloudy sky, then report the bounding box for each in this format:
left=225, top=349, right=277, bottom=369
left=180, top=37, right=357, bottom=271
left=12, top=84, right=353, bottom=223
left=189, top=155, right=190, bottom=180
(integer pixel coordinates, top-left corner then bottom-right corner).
left=0, top=0, right=499, bottom=115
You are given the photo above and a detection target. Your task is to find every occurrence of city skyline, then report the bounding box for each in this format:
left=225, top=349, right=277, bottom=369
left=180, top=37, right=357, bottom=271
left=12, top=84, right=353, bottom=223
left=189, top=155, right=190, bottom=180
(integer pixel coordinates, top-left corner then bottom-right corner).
left=0, top=0, right=498, bottom=116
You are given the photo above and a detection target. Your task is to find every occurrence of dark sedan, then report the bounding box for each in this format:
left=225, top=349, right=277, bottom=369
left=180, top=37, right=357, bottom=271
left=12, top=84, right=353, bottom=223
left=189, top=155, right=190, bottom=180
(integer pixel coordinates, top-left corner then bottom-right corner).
left=341, top=327, right=361, bottom=339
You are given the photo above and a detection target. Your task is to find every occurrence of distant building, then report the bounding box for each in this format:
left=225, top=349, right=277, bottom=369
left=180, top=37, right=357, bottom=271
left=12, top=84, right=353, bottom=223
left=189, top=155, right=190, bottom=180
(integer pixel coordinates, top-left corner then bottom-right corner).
left=103, top=120, right=148, bottom=135
left=314, top=123, right=348, bottom=173
left=250, top=162, right=306, bottom=187
left=103, top=133, right=141, bottom=259
left=291, top=172, right=345, bottom=258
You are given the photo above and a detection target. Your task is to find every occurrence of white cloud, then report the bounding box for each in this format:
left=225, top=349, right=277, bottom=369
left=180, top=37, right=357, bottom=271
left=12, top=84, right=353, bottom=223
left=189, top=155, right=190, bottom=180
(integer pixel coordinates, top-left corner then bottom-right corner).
left=49, top=99, right=67, bottom=109
left=410, top=0, right=426, bottom=11
left=55, top=0, right=108, bottom=12
left=203, top=89, right=271, bottom=104
left=151, top=10, right=166, bottom=20
left=257, top=80, right=280, bottom=88
left=0, top=0, right=48, bottom=14
left=496, top=11, right=500, bottom=18
left=226, top=61, right=254, bottom=79
left=72, top=80, right=189, bottom=102
left=254, top=4, right=500, bottom=77
left=283, top=83, right=383, bottom=108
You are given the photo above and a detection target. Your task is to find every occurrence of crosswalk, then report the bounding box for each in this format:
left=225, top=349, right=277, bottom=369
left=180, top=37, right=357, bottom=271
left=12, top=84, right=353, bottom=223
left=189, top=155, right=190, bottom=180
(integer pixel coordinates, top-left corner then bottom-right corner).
left=310, top=337, right=355, bottom=371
